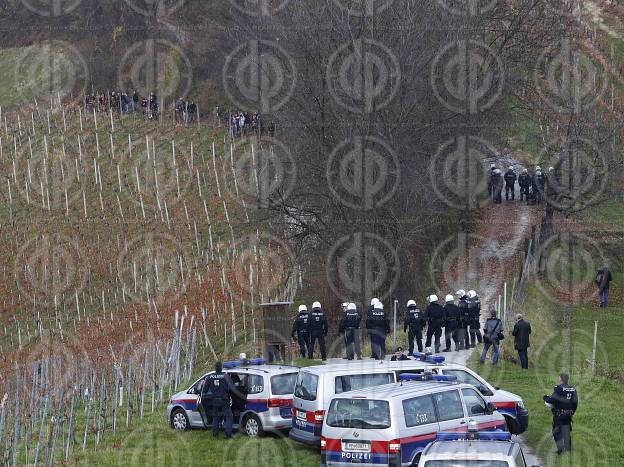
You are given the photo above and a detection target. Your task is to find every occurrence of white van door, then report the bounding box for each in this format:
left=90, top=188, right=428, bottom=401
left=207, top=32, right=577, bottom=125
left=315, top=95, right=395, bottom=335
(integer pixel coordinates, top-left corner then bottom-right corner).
left=432, top=389, right=467, bottom=432
left=460, top=387, right=505, bottom=430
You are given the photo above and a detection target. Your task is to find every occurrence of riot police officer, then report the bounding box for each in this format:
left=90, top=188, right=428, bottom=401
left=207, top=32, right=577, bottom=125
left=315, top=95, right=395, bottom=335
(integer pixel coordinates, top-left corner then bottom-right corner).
left=456, top=289, right=471, bottom=349
left=487, top=164, right=496, bottom=196
left=404, top=299, right=425, bottom=355
left=467, top=290, right=483, bottom=347
left=366, top=301, right=389, bottom=360
left=424, top=295, right=445, bottom=353
left=443, top=294, right=460, bottom=352
left=202, top=362, right=234, bottom=439
left=518, top=169, right=531, bottom=202
left=533, top=167, right=546, bottom=203
left=291, top=304, right=311, bottom=359
left=309, top=301, right=328, bottom=360
left=339, top=302, right=362, bottom=360
left=504, top=166, right=517, bottom=201
left=492, top=169, right=504, bottom=204
left=543, top=373, right=578, bottom=454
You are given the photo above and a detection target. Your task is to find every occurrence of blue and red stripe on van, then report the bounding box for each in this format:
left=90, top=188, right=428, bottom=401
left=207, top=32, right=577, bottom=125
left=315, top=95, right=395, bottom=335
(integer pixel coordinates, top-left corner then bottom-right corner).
left=322, top=420, right=508, bottom=465
left=493, top=401, right=517, bottom=417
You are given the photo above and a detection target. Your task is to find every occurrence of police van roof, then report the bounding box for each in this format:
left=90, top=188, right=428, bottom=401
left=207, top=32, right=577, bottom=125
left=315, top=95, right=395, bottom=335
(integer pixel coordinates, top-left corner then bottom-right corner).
left=220, top=364, right=299, bottom=375
left=302, top=360, right=439, bottom=374
left=422, top=440, right=518, bottom=459
left=332, top=380, right=468, bottom=400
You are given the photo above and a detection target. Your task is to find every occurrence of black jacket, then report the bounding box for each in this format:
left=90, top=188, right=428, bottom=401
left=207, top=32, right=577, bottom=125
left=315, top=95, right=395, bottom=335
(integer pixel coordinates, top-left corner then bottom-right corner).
left=518, top=173, right=531, bottom=188
left=404, top=306, right=425, bottom=332
left=339, top=309, right=362, bottom=333
left=596, top=268, right=613, bottom=291
left=444, top=303, right=460, bottom=329
left=202, top=371, right=234, bottom=402
left=458, top=297, right=470, bottom=325
left=504, top=170, right=517, bottom=186
left=512, top=319, right=532, bottom=350
left=544, top=384, right=578, bottom=425
left=292, top=311, right=310, bottom=338
left=309, top=308, right=328, bottom=335
left=366, top=308, right=390, bottom=334
left=425, top=303, right=445, bottom=330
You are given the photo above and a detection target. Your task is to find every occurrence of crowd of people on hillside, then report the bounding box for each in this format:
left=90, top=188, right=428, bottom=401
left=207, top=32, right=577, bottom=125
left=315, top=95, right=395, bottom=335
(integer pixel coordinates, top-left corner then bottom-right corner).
left=213, top=107, right=275, bottom=139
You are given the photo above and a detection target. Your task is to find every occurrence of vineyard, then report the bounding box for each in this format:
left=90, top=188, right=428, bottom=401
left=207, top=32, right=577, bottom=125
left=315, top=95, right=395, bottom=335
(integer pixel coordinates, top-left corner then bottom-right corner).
left=0, top=98, right=298, bottom=464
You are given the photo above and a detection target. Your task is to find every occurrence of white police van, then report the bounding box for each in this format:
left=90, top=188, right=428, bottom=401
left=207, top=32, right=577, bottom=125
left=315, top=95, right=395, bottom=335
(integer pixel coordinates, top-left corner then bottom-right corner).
left=321, top=374, right=508, bottom=467
left=290, top=354, right=527, bottom=446
left=417, top=424, right=540, bottom=467
left=167, top=358, right=298, bottom=436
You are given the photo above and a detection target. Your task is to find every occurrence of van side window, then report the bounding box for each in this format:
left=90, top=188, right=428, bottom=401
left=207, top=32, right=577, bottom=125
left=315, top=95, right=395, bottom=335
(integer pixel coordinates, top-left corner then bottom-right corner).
left=462, top=388, right=487, bottom=416
left=246, top=374, right=264, bottom=394
left=334, top=373, right=393, bottom=394
left=402, top=395, right=437, bottom=427
left=433, top=390, right=464, bottom=421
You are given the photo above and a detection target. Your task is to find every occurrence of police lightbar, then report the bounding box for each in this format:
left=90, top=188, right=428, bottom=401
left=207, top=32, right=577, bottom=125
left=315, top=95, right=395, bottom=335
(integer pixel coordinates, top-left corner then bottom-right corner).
left=436, top=431, right=512, bottom=442
left=412, top=352, right=446, bottom=363
left=399, top=373, right=458, bottom=382
left=222, top=358, right=268, bottom=369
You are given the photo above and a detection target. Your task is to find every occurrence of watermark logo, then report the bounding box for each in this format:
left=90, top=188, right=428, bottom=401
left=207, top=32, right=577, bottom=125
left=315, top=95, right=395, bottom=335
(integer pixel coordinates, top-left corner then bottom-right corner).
left=225, top=232, right=297, bottom=301
left=115, top=428, right=193, bottom=465
left=327, top=136, right=399, bottom=210
left=540, top=137, right=608, bottom=212
left=14, top=234, right=89, bottom=307
left=226, top=138, right=297, bottom=209
left=15, top=41, right=89, bottom=105
left=117, top=233, right=191, bottom=307
left=224, top=40, right=296, bottom=113
left=430, top=135, right=497, bottom=209
left=118, top=39, right=193, bottom=104
left=123, top=0, right=186, bottom=18
left=229, top=0, right=290, bottom=16
left=21, top=0, right=81, bottom=17
left=431, top=39, right=504, bottom=114
left=535, top=38, right=608, bottom=113
left=327, top=38, right=401, bottom=114
left=331, top=0, right=395, bottom=16
left=437, top=0, right=497, bottom=16
left=534, top=232, right=608, bottom=305
left=327, top=232, right=400, bottom=302
left=221, top=431, right=299, bottom=464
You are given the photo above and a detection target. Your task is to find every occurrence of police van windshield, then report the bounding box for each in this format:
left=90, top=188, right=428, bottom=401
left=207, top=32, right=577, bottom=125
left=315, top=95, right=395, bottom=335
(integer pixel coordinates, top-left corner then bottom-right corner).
left=271, top=373, right=298, bottom=395
left=424, top=462, right=509, bottom=467
left=294, top=372, right=319, bottom=401
left=326, top=399, right=391, bottom=429
left=335, top=373, right=393, bottom=394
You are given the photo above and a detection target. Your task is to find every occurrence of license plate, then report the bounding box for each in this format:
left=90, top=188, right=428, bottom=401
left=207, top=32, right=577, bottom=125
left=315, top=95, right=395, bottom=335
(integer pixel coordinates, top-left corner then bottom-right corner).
left=297, top=410, right=307, bottom=420
left=343, top=441, right=371, bottom=453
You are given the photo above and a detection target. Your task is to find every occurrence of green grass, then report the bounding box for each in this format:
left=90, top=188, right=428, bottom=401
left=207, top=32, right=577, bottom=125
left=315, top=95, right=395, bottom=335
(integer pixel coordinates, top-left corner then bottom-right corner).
left=578, top=199, right=624, bottom=229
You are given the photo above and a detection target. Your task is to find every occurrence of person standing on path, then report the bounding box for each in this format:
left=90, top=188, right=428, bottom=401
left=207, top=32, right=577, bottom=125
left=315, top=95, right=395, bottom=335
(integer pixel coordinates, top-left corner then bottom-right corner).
left=339, top=302, right=362, bottom=360
left=595, top=266, right=613, bottom=308
left=512, top=314, right=531, bottom=369
left=543, top=373, right=578, bottom=455
left=480, top=309, right=503, bottom=364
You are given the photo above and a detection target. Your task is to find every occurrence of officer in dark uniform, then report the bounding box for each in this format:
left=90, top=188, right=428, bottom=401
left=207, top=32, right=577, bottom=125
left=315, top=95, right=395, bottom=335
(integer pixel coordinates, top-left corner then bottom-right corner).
left=339, top=302, right=362, bottom=360
left=202, top=362, right=234, bottom=438
left=291, top=304, right=311, bottom=359
left=487, top=164, right=496, bottom=196
left=543, top=373, right=578, bottom=454
left=467, top=290, right=483, bottom=347
left=518, top=169, right=531, bottom=202
left=492, top=169, right=504, bottom=204
left=456, top=290, right=471, bottom=349
left=309, top=301, right=328, bottom=360
left=424, top=295, right=445, bottom=353
left=533, top=167, right=546, bottom=204
left=404, top=299, right=425, bottom=355
left=504, top=166, right=517, bottom=201
left=443, top=294, right=460, bottom=352
left=366, top=301, right=389, bottom=360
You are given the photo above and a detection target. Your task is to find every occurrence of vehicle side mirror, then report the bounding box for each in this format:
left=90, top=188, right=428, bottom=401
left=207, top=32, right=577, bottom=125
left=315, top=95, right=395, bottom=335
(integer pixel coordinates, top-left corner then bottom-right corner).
left=479, top=385, right=493, bottom=397
left=485, top=402, right=497, bottom=415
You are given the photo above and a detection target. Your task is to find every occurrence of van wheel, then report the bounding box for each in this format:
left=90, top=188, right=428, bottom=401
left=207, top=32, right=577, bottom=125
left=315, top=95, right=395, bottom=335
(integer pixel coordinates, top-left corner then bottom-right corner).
left=411, top=453, right=421, bottom=466
left=504, top=415, right=521, bottom=435
left=243, top=414, right=264, bottom=437
left=170, top=408, right=190, bottom=431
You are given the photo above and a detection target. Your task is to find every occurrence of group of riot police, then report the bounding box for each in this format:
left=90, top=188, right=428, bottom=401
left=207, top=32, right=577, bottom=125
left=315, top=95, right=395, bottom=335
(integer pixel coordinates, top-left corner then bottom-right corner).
left=291, top=290, right=484, bottom=361
left=488, top=164, right=553, bottom=205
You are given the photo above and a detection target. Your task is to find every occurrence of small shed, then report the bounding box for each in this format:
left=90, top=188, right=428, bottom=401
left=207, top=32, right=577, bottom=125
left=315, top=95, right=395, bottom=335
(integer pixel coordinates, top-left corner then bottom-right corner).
left=260, top=301, right=294, bottom=362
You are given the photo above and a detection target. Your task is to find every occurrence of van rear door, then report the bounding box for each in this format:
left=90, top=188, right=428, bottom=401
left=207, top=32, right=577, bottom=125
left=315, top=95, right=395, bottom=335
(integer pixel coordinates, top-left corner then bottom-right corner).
left=292, top=371, right=321, bottom=435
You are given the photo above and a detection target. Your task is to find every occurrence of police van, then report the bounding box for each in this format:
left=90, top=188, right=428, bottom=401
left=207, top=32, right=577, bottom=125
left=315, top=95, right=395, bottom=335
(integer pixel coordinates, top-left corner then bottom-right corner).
left=167, top=358, right=298, bottom=437
left=417, top=424, right=540, bottom=467
left=290, top=355, right=527, bottom=446
left=321, top=374, right=509, bottom=467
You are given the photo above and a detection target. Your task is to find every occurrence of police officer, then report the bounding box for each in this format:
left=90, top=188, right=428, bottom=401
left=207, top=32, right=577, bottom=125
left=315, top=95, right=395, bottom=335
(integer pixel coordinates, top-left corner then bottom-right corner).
left=492, top=169, right=504, bottom=204
left=366, top=300, right=389, bottom=360
left=291, top=304, right=311, bottom=359
left=504, top=166, right=517, bottom=201
left=533, top=166, right=546, bottom=203
left=467, top=290, right=483, bottom=347
left=443, top=294, right=460, bottom=352
left=424, top=295, right=444, bottom=353
left=404, top=299, right=425, bottom=355
left=518, top=168, right=531, bottom=202
left=339, top=302, right=362, bottom=360
left=456, top=289, right=471, bottom=349
left=543, top=373, right=578, bottom=454
left=202, top=362, right=234, bottom=439
left=487, top=164, right=496, bottom=196
left=309, top=301, right=328, bottom=360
